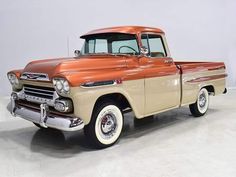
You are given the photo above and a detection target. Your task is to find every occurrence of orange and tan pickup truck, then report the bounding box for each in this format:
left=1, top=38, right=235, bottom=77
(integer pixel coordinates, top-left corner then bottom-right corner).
left=7, top=26, right=227, bottom=148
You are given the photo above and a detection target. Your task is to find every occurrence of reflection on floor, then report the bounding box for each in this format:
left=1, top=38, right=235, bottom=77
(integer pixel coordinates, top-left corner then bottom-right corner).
left=0, top=90, right=236, bottom=177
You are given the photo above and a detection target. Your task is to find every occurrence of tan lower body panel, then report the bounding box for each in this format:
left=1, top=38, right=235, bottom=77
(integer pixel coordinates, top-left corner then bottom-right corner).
left=144, top=74, right=181, bottom=116
left=181, top=69, right=226, bottom=106
left=18, top=69, right=226, bottom=125
left=69, top=79, right=145, bottom=125
left=70, top=74, right=181, bottom=124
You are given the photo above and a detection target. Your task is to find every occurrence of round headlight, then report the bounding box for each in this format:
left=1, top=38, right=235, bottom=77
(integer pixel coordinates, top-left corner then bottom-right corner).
left=63, top=80, right=70, bottom=92
left=7, top=73, right=19, bottom=86
left=56, top=81, right=63, bottom=90
left=53, top=78, right=70, bottom=94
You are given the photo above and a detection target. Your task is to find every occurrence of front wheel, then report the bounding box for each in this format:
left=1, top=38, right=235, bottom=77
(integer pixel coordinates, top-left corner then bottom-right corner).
left=189, top=88, right=209, bottom=117
left=33, top=123, right=55, bottom=130
left=84, top=100, right=123, bottom=149
left=33, top=122, right=47, bottom=129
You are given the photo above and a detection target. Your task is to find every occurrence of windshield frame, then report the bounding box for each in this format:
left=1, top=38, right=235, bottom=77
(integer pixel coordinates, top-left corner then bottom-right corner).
left=80, top=33, right=140, bottom=56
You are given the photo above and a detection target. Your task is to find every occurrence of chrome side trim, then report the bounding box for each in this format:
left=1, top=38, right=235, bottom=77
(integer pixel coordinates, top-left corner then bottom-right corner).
left=80, top=79, right=122, bottom=89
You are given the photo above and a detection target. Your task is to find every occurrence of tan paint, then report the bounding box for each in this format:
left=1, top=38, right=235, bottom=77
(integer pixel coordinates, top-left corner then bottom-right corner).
left=144, top=74, right=180, bottom=115
left=181, top=69, right=226, bottom=106
left=70, top=79, right=145, bottom=125
left=15, top=68, right=226, bottom=126
left=16, top=66, right=226, bottom=126
left=69, top=73, right=181, bottom=124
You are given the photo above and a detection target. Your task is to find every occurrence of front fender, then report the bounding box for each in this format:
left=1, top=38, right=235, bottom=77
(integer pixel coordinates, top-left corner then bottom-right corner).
left=69, top=79, right=145, bottom=125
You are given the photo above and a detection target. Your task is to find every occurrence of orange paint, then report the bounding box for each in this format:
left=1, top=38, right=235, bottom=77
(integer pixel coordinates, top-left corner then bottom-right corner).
left=7, top=26, right=226, bottom=88
left=80, top=26, right=164, bottom=38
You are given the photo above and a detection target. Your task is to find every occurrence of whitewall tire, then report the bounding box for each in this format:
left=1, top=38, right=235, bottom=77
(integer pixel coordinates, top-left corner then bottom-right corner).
left=189, top=88, right=209, bottom=117
left=84, top=100, right=123, bottom=148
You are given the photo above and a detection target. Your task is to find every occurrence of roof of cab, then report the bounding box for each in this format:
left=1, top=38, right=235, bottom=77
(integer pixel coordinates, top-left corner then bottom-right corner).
left=80, top=26, right=164, bottom=38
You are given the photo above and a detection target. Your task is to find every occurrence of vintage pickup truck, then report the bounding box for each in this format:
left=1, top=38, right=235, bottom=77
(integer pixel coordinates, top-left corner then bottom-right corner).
left=7, top=26, right=227, bottom=148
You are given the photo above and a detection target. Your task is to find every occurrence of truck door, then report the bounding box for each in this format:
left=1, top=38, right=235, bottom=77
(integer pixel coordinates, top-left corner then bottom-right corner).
left=140, top=33, right=180, bottom=115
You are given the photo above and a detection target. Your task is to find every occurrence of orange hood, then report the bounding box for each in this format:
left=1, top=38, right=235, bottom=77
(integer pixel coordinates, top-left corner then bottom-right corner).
left=22, top=56, right=128, bottom=80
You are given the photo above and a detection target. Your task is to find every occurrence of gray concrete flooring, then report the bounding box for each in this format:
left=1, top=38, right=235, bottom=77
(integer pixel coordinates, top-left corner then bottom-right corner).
left=0, top=90, right=236, bottom=177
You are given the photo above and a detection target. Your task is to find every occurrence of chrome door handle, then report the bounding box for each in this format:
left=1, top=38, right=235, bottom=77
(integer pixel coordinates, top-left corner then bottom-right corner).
left=164, top=59, right=172, bottom=64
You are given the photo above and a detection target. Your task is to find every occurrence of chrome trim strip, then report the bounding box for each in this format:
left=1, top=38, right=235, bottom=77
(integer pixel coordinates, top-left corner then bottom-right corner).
left=24, top=89, right=54, bottom=97
left=24, top=86, right=54, bottom=93
left=80, top=79, right=122, bottom=89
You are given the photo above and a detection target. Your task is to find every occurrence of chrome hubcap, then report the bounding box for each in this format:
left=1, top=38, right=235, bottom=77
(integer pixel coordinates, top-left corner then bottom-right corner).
left=199, top=92, right=206, bottom=108
left=101, top=113, right=117, bottom=137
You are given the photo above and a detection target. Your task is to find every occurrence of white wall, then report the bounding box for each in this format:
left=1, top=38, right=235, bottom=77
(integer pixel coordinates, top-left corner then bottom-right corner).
left=0, top=0, right=235, bottom=96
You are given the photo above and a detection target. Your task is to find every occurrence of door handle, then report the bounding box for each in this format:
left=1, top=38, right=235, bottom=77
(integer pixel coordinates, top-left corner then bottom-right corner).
left=164, top=59, right=173, bottom=64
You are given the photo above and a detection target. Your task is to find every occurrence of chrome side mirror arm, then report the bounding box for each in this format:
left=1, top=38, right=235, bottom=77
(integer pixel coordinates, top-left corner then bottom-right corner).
left=140, top=46, right=149, bottom=56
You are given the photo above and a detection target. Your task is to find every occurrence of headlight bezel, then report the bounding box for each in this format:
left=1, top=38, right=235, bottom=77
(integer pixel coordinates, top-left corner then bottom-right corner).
left=53, top=78, right=70, bottom=94
left=7, top=73, right=20, bottom=87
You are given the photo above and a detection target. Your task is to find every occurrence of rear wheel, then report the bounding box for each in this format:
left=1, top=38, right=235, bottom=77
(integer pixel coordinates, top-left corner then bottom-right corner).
left=84, top=100, right=123, bottom=149
left=189, top=88, right=209, bottom=117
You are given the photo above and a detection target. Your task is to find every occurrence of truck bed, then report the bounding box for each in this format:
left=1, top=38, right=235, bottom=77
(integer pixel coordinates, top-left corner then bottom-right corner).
left=174, top=61, right=226, bottom=106
left=175, top=61, right=225, bottom=73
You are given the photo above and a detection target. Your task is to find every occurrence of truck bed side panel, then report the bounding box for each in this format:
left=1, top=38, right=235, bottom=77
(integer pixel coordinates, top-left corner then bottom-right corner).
left=175, top=61, right=226, bottom=106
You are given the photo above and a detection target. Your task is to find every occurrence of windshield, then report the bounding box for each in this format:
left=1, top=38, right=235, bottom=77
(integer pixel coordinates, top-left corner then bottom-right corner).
left=80, top=33, right=140, bottom=56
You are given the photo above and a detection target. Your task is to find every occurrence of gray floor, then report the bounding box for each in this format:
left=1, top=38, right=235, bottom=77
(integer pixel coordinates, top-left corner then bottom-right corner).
left=0, top=90, right=236, bottom=177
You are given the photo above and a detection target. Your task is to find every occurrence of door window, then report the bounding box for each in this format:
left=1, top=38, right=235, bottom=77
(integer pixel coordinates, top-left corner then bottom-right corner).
left=141, top=34, right=166, bottom=57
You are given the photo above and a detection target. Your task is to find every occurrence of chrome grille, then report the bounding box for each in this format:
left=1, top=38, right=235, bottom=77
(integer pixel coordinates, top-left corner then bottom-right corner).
left=24, top=84, right=55, bottom=100
left=21, top=72, right=49, bottom=81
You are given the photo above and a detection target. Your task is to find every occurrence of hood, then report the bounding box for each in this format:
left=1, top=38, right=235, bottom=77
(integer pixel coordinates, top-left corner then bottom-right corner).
left=22, top=56, right=127, bottom=80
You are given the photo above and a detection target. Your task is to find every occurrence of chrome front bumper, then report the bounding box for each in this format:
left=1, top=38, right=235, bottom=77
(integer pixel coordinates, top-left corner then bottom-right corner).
left=9, top=95, right=84, bottom=131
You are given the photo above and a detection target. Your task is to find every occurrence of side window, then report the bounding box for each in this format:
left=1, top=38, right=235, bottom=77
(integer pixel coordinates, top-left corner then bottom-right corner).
left=87, top=39, right=108, bottom=53
left=141, top=34, right=166, bottom=58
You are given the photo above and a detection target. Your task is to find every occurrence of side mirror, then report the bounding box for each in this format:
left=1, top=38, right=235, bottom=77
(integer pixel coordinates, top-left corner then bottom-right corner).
left=140, top=46, right=149, bottom=56
left=74, top=50, right=80, bottom=57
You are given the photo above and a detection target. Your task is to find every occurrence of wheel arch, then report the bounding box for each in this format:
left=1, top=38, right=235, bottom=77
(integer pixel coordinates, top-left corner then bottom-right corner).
left=190, top=84, right=215, bottom=105
left=93, top=93, right=132, bottom=114
left=202, top=85, right=215, bottom=95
